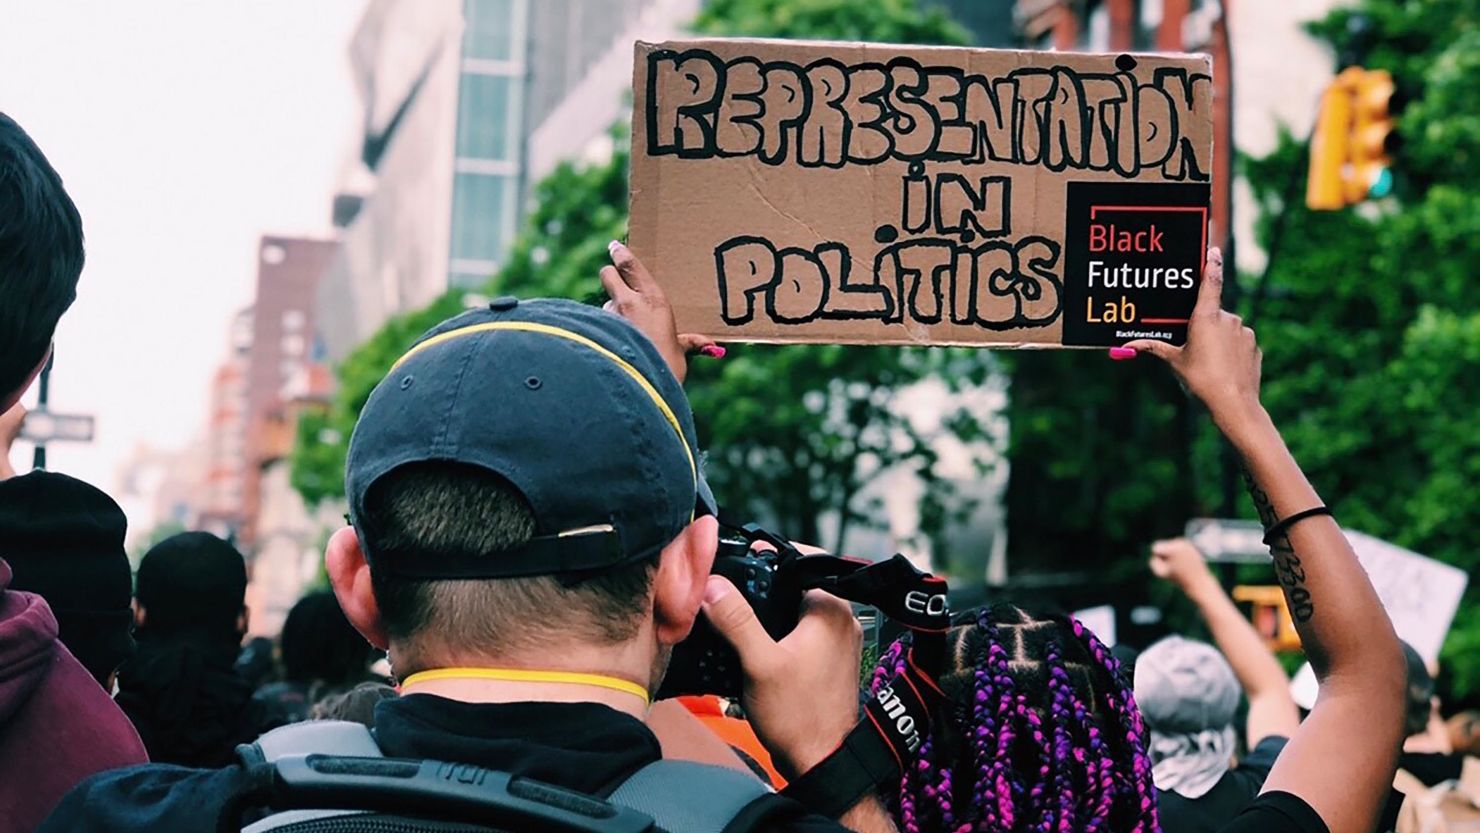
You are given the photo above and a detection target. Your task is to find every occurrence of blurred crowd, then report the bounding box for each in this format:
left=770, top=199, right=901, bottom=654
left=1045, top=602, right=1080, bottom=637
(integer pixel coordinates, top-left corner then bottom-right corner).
left=0, top=93, right=1475, bottom=833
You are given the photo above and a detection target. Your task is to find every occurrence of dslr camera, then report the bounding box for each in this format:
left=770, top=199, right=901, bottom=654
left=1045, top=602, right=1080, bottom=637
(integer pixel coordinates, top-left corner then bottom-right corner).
left=657, top=523, right=804, bottom=699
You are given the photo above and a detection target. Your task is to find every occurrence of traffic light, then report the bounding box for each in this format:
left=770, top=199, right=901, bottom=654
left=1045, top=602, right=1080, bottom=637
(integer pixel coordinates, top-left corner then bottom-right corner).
left=1306, top=68, right=1357, bottom=210
left=1347, top=68, right=1397, bottom=202
left=1305, top=67, right=1399, bottom=210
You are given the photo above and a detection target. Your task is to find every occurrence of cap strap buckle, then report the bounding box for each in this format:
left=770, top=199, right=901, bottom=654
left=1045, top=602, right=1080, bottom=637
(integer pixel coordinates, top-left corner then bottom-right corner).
left=378, top=524, right=628, bottom=580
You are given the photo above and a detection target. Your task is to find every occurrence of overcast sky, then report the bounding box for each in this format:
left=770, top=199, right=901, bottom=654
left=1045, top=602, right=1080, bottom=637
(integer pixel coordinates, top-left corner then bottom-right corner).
left=0, top=0, right=366, bottom=520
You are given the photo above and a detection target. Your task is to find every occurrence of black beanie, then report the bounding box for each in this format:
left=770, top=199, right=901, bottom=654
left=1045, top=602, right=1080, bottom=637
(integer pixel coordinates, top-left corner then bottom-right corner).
left=0, top=471, right=135, bottom=682
left=135, top=531, right=247, bottom=636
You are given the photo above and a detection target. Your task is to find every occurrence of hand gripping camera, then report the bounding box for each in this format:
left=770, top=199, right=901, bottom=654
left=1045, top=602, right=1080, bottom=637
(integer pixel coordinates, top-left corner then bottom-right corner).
left=657, top=521, right=951, bottom=702
left=658, top=521, right=953, bottom=819
left=657, top=523, right=802, bottom=699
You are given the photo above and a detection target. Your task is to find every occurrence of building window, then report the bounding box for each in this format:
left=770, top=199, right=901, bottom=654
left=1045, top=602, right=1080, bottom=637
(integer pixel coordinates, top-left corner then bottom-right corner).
left=280, top=333, right=305, bottom=356
left=450, top=172, right=511, bottom=263
left=456, top=73, right=516, bottom=160
left=282, top=310, right=306, bottom=332
left=463, top=0, right=515, bottom=61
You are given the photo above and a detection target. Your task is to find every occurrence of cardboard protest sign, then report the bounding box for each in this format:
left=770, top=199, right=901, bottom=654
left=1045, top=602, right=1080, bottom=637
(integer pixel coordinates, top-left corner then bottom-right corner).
left=629, top=38, right=1214, bottom=348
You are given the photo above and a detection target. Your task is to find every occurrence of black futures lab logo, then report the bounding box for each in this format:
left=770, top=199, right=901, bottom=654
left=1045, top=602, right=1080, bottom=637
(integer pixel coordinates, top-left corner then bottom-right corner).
left=1062, top=181, right=1210, bottom=347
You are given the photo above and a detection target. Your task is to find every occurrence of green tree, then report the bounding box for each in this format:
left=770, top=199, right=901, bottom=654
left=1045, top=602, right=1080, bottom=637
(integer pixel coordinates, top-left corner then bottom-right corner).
left=1004, top=0, right=1479, bottom=696
left=294, top=0, right=991, bottom=560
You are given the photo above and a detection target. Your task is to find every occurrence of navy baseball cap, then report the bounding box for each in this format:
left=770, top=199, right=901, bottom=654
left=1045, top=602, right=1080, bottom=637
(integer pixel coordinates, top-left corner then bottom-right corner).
left=345, top=297, right=716, bottom=579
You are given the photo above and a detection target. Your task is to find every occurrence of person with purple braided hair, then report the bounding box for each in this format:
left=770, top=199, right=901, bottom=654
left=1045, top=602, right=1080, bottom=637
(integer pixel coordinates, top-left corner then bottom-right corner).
left=871, top=602, right=1160, bottom=833
left=873, top=248, right=1406, bottom=833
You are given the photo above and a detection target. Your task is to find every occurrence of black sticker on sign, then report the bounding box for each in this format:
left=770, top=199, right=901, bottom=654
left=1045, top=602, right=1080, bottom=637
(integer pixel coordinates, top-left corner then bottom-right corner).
left=1062, top=182, right=1211, bottom=347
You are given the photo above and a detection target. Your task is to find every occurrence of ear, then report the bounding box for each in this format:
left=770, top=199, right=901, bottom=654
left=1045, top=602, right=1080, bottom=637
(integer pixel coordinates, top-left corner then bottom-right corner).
left=0, top=346, right=51, bottom=414
left=652, top=515, right=719, bottom=646
left=326, top=526, right=389, bottom=650
left=132, top=600, right=147, bottom=629
left=236, top=606, right=250, bottom=637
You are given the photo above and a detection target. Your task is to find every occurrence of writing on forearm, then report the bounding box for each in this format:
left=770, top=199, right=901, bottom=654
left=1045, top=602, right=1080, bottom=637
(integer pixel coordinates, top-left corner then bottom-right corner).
left=1242, top=467, right=1315, bottom=623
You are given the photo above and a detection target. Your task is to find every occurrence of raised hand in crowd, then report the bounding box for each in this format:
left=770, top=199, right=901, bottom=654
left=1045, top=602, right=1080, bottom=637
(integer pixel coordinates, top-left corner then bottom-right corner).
left=1131, top=248, right=1407, bottom=833
left=602, top=239, right=721, bottom=383
left=1150, top=537, right=1302, bottom=749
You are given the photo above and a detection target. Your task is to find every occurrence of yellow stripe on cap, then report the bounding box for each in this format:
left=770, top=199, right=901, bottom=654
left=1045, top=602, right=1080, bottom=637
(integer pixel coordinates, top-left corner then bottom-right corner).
left=389, top=320, right=697, bottom=489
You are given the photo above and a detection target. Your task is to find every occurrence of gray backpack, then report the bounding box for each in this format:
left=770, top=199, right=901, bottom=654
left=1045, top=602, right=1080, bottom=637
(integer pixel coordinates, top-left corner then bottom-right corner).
left=229, top=721, right=804, bottom=833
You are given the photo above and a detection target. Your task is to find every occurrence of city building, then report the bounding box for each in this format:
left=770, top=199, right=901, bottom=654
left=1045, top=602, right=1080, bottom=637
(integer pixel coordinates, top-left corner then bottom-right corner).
left=244, top=362, right=341, bottom=636
left=238, top=236, right=338, bottom=550
left=318, top=0, right=701, bottom=360
left=114, top=440, right=210, bottom=557
left=199, top=307, right=254, bottom=535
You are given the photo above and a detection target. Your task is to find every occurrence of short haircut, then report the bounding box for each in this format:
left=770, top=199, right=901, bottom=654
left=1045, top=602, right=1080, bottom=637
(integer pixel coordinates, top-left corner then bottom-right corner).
left=361, top=462, right=659, bottom=671
left=0, top=113, right=83, bottom=400
left=280, top=591, right=373, bottom=686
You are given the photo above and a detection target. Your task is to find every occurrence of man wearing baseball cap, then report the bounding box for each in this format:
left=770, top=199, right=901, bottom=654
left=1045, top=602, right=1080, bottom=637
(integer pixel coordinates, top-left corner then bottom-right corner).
left=42, top=244, right=890, bottom=833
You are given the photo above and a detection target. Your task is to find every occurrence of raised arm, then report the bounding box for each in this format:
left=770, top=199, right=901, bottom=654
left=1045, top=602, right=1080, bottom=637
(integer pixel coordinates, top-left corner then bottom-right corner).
left=1150, top=538, right=1301, bottom=748
left=1127, top=249, right=1405, bottom=833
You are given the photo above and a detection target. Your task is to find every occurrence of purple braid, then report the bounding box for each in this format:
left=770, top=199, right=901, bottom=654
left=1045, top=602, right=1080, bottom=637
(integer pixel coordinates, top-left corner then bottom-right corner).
left=1019, top=697, right=1055, bottom=833
left=1067, top=669, right=1117, bottom=833
left=1069, top=616, right=1160, bottom=833
left=970, top=606, right=1015, bottom=832
left=871, top=636, right=908, bottom=695
left=1044, top=640, right=1081, bottom=833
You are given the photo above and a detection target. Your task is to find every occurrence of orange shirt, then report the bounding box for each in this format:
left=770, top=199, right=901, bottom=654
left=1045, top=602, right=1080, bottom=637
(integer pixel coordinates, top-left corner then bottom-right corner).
left=675, top=695, right=787, bottom=788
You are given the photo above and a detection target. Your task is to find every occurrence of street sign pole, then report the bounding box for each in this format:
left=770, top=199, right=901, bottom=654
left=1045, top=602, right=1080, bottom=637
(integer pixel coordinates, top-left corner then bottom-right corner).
left=20, top=352, right=97, bottom=470
left=32, top=354, right=51, bottom=470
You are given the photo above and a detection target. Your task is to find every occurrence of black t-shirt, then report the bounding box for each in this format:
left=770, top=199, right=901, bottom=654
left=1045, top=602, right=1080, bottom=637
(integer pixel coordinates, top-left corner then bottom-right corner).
left=1215, top=791, right=1329, bottom=833
left=1158, top=735, right=1288, bottom=833
left=40, top=694, right=848, bottom=833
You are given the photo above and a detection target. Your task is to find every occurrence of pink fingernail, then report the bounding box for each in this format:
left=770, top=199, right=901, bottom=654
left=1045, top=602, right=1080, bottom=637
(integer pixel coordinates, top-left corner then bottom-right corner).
left=608, top=239, right=624, bottom=254
left=1108, top=347, right=1137, bottom=360
left=700, top=345, right=727, bottom=359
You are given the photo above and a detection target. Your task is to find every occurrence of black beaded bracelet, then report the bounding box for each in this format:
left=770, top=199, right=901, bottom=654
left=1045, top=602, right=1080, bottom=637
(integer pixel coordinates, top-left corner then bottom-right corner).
left=1262, top=506, right=1333, bottom=545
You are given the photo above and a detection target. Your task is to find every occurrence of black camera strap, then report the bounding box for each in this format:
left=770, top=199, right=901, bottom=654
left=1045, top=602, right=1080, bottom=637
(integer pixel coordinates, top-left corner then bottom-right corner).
left=778, top=553, right=950, bottom=819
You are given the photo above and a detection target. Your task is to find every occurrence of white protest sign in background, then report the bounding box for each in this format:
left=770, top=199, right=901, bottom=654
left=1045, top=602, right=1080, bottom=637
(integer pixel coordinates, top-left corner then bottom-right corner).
left=1344, top=530, right=1467, bottom=665
left=1187, top=518, right=1468, bottom=665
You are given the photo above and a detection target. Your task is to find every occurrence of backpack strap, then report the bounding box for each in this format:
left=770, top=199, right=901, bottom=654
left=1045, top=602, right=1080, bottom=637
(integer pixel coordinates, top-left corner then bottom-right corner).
left=235, top=722, right=386, bottom=833
left=241, top=720, right=384, bottom=765
left=607, top=760, right=805, bottom=833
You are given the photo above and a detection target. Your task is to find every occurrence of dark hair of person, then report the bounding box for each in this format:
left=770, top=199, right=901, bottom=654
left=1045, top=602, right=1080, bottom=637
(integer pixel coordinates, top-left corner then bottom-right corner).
left=871, top=603, right=1158, bottom=833
left=280, top=591, right=373, bottom=687
left=134, top=531, right=247, bottom=640
left=1402, top=641, right=1436, bottom=738
left=360, top=462, right=660, bottom=670
left=0, top=113, right=84, bottom=398
left=311, top=681, right=399, bottom=728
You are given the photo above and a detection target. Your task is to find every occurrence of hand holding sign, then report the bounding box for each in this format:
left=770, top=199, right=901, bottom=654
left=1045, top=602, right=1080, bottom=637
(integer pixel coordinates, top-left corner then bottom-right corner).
left=601, top=241, right=721, bottom=384
left=1123, top=248, right=1265, bottom=427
